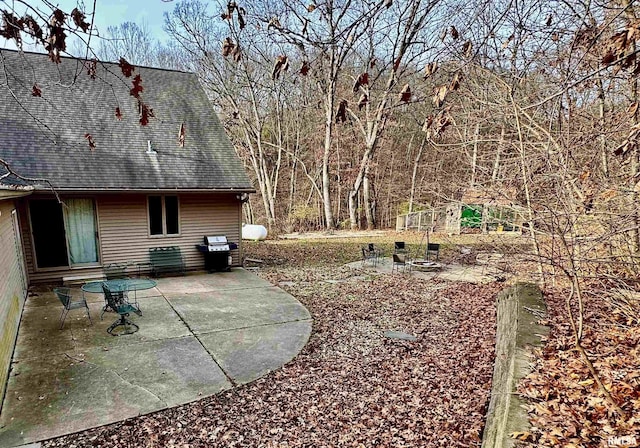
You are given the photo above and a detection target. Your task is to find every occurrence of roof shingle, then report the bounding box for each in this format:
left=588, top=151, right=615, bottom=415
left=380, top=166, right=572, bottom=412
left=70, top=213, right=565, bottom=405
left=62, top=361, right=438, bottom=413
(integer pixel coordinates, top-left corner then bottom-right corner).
left=0, top=49, right=254, bottom=192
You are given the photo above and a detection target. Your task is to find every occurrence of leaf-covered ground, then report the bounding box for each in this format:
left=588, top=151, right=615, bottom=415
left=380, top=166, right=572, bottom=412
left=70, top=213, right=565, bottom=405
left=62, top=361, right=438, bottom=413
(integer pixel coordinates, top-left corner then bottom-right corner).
left=43, top=241, right=502, bottom=447
left=244, top=231, right=531, bottom=268
left=517, top=288, right=640, bottom=446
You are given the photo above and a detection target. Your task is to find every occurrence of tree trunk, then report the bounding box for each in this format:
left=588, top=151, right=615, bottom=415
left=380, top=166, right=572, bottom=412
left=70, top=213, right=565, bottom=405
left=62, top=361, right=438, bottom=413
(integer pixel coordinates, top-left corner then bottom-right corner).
left=322, top=94, right=335, bottom=229
left=512, top=97, right=545, bottom=286
left=385, top=151, right=395, bottom=228
left=492, top=125, right=505, bottom=183
left=244, top=128, right=276, bottom=230
left=336, top=141, right=342, bottom=226
left=255, top=140, right=276, bottom=230
left=596, top=77, right=608, bottom=177
left=243, top=197, right=254, bottom=225
left=470, top=121, right=480, bottom=187
left=409, top=138, right=426, bottom=213
left=288, top=155, right=297, bottom=221
left=363, top=166, right=374, bottom=229
left=623, top=0, right=640, bottom=253
left=348, top=189, right=358, bottom=230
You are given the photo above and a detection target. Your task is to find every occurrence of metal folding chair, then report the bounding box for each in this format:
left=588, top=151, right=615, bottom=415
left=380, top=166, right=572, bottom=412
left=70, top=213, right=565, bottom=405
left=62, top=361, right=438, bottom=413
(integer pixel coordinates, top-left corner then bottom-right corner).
left=394, top=241, right=407, bottom=254
left=362, top=247, right=378, bottom=267
left=425, top=243, right=440, bottom=261
left=53, top=287, right=92, bottom=330
left=392, top=253, right=412, bottom=274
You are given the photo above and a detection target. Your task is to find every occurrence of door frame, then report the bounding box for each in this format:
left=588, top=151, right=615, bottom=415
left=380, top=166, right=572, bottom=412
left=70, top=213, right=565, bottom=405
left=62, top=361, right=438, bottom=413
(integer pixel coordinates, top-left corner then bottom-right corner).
left=10, top=209, right=28, bottom=292
left=27, top=197, right=101, bottom=271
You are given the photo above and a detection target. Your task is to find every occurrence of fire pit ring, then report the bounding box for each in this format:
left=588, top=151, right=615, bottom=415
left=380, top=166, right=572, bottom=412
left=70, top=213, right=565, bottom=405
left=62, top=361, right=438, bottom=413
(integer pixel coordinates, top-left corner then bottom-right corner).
left=408, top=260, right=442, bottom=271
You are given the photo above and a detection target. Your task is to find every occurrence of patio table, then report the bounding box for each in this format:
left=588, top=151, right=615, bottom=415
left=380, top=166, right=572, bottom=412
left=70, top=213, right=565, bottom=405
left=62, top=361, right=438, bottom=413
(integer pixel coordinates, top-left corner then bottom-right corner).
left=81, top=278, right=157, bottom=294
left=82, top=278, right=157, bottom=317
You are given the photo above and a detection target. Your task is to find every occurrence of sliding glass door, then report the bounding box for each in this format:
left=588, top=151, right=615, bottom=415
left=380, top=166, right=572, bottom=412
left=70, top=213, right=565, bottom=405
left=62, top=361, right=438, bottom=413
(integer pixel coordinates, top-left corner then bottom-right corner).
left=63, top=199, right=98, bottom=265
left=29, top=198, right=99, bottom=269
left=30, top=200, right=69, bottom=268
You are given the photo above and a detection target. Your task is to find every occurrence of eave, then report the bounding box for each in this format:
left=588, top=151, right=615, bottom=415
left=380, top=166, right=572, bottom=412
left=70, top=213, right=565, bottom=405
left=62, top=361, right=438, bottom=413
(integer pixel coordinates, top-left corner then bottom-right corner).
left=30, top=187, right=257, bottom=194
left=0, top=185, right=34, bottom=200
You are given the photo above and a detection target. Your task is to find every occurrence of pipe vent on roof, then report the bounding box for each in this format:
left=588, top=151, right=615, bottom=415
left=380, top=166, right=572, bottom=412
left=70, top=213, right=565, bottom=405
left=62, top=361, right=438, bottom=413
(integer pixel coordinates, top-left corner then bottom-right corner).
left=146, top=140, right=157, bottom=154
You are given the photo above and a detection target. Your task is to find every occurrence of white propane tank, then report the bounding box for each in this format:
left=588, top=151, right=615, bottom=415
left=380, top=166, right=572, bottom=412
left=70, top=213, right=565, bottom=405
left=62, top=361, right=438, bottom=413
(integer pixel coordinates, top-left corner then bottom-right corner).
left=242, top=224, right=268, bottom=241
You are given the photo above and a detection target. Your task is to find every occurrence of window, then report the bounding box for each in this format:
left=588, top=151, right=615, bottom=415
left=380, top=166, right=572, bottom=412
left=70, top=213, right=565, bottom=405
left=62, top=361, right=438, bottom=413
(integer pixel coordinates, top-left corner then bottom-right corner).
left=148, top=196, right=180, bottom=236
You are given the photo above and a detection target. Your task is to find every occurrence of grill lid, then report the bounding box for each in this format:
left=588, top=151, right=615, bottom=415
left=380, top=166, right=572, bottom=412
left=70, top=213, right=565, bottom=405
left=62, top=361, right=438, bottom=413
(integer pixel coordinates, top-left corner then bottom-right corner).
left=204, top=235, right=228, bottom=245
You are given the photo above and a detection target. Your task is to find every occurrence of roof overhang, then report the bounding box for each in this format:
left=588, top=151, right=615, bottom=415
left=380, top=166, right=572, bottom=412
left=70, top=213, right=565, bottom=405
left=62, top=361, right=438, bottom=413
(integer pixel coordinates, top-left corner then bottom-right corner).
left=0, top=185, right=34, bottom=200
left=30, top=187, right=257, bottom=194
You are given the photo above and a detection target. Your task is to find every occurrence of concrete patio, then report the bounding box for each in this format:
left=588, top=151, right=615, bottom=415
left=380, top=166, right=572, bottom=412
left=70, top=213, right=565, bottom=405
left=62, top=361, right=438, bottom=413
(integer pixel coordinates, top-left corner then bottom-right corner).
left=0, top=269, right=312, bottom=447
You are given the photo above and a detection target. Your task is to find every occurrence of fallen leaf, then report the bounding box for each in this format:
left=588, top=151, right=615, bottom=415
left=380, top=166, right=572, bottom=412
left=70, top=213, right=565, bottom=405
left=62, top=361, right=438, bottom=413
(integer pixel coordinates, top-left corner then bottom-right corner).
left=510, top=431, right=534, bottom=441
left=118, top=57, right=134, bottom=77
left=399, top=84, right=411, bottom=102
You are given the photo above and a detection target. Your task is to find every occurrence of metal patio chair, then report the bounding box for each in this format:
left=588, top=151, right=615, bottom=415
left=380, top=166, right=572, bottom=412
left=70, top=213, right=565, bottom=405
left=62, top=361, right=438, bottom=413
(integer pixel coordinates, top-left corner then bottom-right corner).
left=102, top=283, right=141, bottom=336
left=425, top=243, right=440, bottom=261
left=394, top=241, right=407, bottom=254
left=105, top=261, right=150, bottom=309
left=53, top=287, right=92, bottom=330
left=392, top=253, right=412, bottom=274
left=104, top=262, right=129, bottom=280
left=361, top=246, right=378, bottom=267
left=368, top=243, right=383, bottom=259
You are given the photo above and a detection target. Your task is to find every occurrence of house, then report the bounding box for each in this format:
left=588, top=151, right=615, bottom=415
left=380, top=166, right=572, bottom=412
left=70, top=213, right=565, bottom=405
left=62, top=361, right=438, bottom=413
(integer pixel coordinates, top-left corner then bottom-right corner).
left=0, top=184, right=31, bottom=406
left=0, top=49, right=254, bottom=399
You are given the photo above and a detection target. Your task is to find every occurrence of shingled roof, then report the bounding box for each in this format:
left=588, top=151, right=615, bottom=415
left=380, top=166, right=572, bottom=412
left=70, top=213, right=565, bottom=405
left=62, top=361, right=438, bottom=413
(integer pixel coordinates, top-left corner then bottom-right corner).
left=0, top=49, right=254, bottom=192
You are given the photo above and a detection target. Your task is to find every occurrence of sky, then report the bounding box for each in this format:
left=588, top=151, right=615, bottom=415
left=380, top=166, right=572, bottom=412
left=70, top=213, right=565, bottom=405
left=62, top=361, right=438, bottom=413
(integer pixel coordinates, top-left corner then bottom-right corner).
left=0, top=0, right=177, bottom=50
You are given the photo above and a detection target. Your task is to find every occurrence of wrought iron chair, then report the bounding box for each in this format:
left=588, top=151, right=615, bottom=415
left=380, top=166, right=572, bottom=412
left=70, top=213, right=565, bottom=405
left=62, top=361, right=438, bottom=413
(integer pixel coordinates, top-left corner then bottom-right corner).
left=361, top=247, right=378, bottom=267
left=103, top=263, right=147, bottom=312
left=368, top=243, right=383, bottom=259
left=130, top=261, right=152, bottom=278
left=394, top=241, right=407, bottom=254
left=105, top=261, right=151, bottom=279
left=425, top=243, right=440, bottom=261
left=104, top=262, right=129, bottom=280
left=102, top=284, right=141, bottom=336
left=99, top=281, right=128, bottom=320
left=392, top=253, right=412, bottom=274
left=53, top=287, right=92, bottom=330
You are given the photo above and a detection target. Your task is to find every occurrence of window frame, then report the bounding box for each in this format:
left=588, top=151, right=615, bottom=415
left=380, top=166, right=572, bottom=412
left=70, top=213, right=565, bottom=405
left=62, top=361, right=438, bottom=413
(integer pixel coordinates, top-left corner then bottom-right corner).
left=147, top=195, right=181, bottom=237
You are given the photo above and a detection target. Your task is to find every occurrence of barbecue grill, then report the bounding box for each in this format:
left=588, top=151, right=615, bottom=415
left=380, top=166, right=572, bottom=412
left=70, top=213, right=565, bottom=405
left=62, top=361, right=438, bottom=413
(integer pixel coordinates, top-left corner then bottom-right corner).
left=196, top=235, right=238, bottom=272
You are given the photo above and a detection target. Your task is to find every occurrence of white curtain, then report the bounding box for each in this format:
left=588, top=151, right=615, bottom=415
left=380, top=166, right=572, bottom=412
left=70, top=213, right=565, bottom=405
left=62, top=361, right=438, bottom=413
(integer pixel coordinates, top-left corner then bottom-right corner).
left=64, top=199, right=98, bottom=264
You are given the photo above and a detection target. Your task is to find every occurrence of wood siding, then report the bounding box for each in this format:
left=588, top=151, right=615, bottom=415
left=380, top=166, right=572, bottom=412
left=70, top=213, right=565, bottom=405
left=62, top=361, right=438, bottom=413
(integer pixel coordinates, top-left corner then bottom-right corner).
left=0, top=200, right=27, bottom=406
left=19, top=193, right=243, bottom=284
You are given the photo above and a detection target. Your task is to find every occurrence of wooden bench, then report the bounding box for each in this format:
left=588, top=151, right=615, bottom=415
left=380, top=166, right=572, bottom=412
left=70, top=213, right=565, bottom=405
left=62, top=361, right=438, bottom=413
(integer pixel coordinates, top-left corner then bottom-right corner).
left=149, top=246, right=186, bottom=277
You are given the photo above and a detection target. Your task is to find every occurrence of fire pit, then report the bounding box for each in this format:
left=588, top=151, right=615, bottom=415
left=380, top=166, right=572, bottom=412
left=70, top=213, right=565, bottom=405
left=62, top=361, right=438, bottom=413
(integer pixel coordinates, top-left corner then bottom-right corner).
left=408, top=260, right=442, bottom=271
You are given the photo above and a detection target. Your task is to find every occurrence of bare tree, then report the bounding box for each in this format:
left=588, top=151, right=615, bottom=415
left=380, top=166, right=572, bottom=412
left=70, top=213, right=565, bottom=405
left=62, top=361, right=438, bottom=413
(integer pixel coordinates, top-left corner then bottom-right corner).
left=259, top=0, right=394, bottom=229
left=96, top=21, right=159, bottom=67
left=164, top=0, right=292, bottom=229
left=342, top=0, right=449, bottom=229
